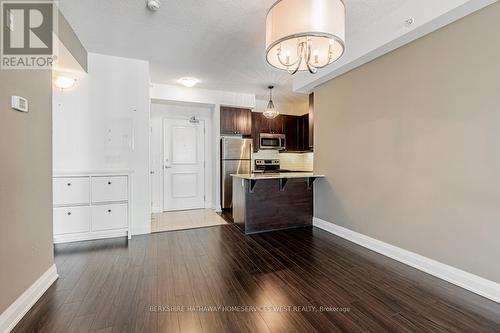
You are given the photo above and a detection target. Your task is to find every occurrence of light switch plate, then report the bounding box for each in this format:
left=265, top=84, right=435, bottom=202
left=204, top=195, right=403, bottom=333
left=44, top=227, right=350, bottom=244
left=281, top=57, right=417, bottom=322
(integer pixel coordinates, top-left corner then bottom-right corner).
left=11, top=96, right=29, bottom=112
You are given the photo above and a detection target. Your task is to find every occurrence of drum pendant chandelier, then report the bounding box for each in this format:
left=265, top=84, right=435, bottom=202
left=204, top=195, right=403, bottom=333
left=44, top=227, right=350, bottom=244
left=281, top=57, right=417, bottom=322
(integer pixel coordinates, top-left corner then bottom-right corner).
left=265, top=0, right=346, bottom=74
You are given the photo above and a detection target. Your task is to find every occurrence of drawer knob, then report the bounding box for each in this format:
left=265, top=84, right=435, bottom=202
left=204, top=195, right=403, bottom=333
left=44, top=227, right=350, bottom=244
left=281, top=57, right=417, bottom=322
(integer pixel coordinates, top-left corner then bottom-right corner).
left=67, top=212, right=71, bottom=215
left=107, top=209, right=112, bottom=213
left=108, top=182, right=112, bottom=185
left=67, top=183, right=71, bottom=186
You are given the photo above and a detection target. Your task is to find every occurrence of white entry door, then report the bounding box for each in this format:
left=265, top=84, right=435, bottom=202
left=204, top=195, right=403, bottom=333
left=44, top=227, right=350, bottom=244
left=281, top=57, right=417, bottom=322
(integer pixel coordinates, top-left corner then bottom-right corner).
left=163, top=118, right=205, bottom=211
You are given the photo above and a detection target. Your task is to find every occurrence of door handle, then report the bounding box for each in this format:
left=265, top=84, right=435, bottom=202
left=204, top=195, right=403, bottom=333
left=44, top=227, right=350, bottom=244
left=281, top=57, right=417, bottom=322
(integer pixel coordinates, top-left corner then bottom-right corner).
left=164, top=158, right=172, bottom=169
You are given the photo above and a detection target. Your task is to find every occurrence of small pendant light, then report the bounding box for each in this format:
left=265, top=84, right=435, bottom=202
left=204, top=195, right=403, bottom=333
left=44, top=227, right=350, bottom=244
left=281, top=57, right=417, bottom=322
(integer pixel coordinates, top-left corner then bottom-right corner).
left=263, top=86, right=279, bottom=119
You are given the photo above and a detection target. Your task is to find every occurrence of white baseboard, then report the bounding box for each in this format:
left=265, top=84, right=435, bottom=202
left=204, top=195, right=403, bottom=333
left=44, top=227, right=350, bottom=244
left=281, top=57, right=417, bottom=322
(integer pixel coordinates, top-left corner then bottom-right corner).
left=54, top=229, right=128, bottom=244
left=313, top=217, right=500, bottom=304
left=131, top=225, right=151, bottom=236
left=0, top=264, right=58, bottom=333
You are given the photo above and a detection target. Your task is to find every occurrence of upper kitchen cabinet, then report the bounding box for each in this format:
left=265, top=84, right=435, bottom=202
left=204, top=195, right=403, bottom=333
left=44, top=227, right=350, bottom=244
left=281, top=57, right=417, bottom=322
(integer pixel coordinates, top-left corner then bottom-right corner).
left=251, top=112, right=285, bottom=152
left=268, top=116, right=285, bottom=134
left=252, top=112, right=284, bottom=134
left=283, top=115, right=299, bottom=151
left=250, top=104, right=313, bottom=152
left=283, top=114, right=310, bottom=152
left=220, top=107, right=252, bottom=135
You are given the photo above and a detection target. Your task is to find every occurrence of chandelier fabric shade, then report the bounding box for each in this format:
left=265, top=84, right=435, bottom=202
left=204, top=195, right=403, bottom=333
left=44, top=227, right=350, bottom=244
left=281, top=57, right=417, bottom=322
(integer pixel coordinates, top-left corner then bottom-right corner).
left=265, top=0, right=346, bottom=74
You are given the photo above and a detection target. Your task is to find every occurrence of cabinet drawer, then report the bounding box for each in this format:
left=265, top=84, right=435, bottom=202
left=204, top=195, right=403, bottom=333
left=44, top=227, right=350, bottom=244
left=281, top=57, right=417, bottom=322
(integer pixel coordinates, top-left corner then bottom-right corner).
left=53, top=177, right=90, bottom=205
left=54, top=206, right=90, bottom=235
left=91, top=204, right=128, bottom=231
left=91, top=176, right=128, bottom=203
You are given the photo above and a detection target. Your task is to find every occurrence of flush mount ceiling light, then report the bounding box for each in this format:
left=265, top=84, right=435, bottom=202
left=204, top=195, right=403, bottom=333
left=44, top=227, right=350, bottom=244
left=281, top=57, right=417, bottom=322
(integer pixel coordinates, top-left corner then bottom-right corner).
left=265, top=0, right=346, bottom=74
left=178, top=77, right=199, bottom=88
left=146, top=0, right=161, bottom=11
left=263, top=86, right=279, bottom=119
left=54, top=76, right=76, bottom=90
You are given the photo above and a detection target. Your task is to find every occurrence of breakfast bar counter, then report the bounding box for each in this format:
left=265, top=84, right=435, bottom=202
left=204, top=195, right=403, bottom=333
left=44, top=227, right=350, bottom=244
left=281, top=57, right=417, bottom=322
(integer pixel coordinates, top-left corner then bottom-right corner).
left=231, top=173, right=324, bottom=234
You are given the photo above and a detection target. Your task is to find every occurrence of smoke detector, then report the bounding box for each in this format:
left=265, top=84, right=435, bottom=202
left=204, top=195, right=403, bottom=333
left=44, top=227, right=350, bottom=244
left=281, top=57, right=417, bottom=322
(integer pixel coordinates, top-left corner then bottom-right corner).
left=146, top=0, right=161, bottom=11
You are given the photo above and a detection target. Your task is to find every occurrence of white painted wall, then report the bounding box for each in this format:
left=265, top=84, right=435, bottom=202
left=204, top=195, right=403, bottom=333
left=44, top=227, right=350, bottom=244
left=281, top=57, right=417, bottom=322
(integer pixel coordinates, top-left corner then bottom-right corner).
left=150, top=83, right=256, bottom=211
left=151, top=84, right=255, bottom=108
left=150, top=102, right=214, bottom=213
left=53, top=52, right=151, bottom=235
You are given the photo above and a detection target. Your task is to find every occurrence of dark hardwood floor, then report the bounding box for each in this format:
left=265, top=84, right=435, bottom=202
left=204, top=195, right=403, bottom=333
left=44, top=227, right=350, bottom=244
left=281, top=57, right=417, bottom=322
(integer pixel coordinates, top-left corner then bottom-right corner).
left=13, top=225, right=500, bottom=332
left=218, top=210, right=233, bottom=224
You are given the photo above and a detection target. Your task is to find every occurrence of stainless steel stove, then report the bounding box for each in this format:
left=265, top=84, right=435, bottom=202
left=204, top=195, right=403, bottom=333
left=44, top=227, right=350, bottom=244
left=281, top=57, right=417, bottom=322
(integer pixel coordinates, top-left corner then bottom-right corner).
left=253, top=159, right=296, bottom=173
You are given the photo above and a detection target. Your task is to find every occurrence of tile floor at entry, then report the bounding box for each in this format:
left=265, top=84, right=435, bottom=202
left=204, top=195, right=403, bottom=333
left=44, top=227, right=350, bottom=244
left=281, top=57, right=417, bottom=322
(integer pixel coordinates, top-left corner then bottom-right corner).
left=151, top=209, right=227, bottom=232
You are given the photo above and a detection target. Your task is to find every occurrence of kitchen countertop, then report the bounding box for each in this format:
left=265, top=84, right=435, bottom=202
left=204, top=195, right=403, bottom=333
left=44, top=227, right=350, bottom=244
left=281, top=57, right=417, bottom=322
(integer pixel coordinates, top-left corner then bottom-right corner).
left=231, top=172, right=325, bottom=180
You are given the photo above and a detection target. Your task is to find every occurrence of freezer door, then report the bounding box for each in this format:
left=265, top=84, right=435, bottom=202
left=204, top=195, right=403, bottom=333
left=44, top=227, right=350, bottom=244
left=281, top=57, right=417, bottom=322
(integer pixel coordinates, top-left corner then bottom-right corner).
left=221, top=138, right=252, bottom=160
left=221, top=159, right=251, bottom=209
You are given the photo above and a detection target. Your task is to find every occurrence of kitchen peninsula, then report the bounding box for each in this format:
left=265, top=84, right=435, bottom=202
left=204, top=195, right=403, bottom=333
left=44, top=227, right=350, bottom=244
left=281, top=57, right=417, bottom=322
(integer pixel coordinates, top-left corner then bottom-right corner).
left=231, top=173, right=324, bottom=234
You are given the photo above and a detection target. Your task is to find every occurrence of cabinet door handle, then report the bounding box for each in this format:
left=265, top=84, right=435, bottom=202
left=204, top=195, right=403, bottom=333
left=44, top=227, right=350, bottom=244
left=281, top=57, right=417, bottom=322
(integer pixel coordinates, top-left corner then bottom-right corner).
left=67, top=183, right=71, bottom=186
left=67, top=212, right=71, bottom=215
left=107, top=209, right=112, bottom=213
left=108, top=181, right=112, bottom=185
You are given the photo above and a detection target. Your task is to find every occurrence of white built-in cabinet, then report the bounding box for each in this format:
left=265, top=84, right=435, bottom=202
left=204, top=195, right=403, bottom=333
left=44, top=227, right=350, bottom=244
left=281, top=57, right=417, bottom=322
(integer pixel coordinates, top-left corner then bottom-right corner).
left=53, top=171, right=132, bottom=243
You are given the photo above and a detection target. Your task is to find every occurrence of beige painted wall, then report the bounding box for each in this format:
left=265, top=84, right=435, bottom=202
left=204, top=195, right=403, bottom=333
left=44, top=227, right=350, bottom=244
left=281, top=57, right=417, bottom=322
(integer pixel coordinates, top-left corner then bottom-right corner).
left=314, top=2, right=500, bottom=283
left=255, top=99, right=309, bottom=116
left=0, top=68, right=54, bottom=312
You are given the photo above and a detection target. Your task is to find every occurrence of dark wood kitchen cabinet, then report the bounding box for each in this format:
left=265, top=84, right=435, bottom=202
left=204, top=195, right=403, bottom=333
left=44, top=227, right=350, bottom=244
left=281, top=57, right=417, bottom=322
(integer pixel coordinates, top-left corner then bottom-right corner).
left=251, top=112, right=312, bottom=152
left=283, top=115, right=299, bottom=151
left=250, top=110, right=313, bottom=152
left=251, top=112, right=285, bottom=151
left=260, top=114, right=284, bottom=134
left=283, top=114, right=310, bottom=152
left=220, top=107, right=252, bottom=135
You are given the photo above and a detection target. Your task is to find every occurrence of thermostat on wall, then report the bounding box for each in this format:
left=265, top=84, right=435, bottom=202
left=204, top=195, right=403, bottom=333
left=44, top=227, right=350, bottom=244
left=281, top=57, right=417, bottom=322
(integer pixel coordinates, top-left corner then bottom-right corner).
left=11, top=96, right=28, bottom=112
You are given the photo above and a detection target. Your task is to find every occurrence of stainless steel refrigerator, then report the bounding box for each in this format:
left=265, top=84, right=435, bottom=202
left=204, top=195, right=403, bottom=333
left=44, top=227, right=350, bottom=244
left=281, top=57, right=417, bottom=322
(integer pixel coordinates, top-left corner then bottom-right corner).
left=221, top=137, right=252, bottom=210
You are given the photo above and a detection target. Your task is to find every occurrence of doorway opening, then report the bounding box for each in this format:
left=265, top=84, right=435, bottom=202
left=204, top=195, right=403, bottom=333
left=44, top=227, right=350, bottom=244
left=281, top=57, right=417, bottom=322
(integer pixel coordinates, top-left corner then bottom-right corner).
left=149, top=101, right=226, bottom=232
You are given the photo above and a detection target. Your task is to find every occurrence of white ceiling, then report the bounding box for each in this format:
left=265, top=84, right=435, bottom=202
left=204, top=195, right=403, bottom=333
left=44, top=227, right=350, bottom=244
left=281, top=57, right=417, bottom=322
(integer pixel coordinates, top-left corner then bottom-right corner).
left=294, top=0, right=497, bottom=92
left=58, top=0, right=495, bottom=103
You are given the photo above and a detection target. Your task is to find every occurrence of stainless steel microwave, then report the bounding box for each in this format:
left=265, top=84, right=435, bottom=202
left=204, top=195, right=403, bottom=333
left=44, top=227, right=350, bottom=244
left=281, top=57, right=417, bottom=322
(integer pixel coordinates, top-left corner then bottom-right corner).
left=259, top=133, right=286, bottom=150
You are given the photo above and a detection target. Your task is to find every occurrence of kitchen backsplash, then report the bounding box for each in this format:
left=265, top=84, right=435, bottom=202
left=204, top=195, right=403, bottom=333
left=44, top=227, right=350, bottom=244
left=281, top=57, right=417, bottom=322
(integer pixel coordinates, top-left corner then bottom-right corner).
left=280, top=152, right=314, bottom=171
left=252, top=150, right=313, bottom=171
